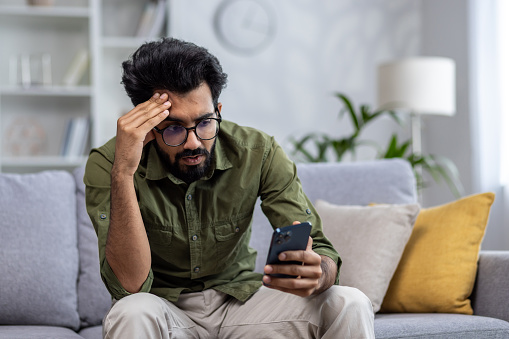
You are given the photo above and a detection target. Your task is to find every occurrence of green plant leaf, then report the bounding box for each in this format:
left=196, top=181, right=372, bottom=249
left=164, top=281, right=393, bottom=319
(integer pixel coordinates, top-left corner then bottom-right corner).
left=335, top=93, right=360, bottom=132
left=289, top=134, right=319, bottom=162
left=315, top=135, right=330, bottom=162
left=380, top=134, right=411, bottom=159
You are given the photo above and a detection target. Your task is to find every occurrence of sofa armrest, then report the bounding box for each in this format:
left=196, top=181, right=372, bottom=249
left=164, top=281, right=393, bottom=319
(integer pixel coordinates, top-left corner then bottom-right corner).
left=471, top=250, right=509, bottom=322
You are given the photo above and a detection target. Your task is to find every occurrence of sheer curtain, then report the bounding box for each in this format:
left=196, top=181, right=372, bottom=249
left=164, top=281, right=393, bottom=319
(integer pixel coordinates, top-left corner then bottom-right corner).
left=499, top=0, right=509, bottom=251
left=499, top=0, right=509, bottom=185
left=469, top=0, right=508, bottom=249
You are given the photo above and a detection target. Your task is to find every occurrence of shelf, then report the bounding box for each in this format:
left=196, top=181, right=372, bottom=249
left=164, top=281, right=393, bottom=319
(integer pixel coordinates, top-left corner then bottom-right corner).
left=102, top=36, right=159, bottom=49
left=0, top=86, right=92, bottom=97
left=0, top=5, right=90, bottom=18
left=1, top=156, right=88, bottom=168
left=0, top=0, right=166, bottom=173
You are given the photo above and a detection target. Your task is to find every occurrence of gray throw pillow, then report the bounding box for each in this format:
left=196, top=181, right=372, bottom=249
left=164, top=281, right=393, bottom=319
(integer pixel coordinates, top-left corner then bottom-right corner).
left=0, top=171, right=80, bottom=330
left=315, top=199, right=420, bottom=313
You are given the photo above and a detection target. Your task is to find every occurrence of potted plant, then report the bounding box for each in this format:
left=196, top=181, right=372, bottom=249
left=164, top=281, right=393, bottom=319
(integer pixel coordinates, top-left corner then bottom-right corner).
left=289, top=93, right=463, bottom=197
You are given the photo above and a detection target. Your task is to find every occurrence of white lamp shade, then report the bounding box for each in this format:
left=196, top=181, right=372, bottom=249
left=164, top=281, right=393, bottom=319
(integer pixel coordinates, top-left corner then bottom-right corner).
left=377, top=57, right=456, bottom=116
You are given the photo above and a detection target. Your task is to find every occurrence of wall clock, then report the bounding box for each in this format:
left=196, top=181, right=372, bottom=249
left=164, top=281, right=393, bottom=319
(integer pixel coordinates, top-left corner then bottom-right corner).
left=213, top=0, right=277, bottom=55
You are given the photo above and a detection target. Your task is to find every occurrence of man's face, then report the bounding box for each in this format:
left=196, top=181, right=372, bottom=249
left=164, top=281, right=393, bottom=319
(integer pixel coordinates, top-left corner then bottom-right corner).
left=153, top=83, right=222, bottom=184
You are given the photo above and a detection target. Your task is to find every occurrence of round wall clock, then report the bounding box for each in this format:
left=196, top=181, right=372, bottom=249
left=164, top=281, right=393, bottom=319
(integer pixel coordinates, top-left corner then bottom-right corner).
left=213, top=0, right=277, bottom=55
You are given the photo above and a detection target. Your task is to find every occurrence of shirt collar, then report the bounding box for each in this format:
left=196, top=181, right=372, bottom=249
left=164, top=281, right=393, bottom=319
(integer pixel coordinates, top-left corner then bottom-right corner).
left=213, top=135, right=233, bottom=171
left=141, top=136, right=232, bottom=182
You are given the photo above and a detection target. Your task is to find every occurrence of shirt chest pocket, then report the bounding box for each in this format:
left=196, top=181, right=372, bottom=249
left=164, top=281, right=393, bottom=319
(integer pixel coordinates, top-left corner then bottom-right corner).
left=145, top=222, right=173, bottom=249
left=213, top=213, right=252, bottom=270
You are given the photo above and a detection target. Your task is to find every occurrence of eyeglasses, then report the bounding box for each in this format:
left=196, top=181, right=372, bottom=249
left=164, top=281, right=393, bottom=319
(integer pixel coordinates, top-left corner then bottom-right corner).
left=153, top=111, right=222, bottom=147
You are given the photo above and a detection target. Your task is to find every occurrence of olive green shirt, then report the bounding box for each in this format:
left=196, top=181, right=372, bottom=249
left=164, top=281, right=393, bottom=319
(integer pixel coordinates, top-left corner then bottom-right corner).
left=84, top=120, right=341, bottom=302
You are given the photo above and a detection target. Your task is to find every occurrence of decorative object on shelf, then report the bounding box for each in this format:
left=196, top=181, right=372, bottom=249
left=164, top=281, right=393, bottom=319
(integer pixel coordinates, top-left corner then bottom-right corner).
left=26, top=0, right=55, bottom=6
left=135, top=0, right=166, bottom=38
left=62, top=49, right=89, bottom=87
left=289, top=93, right=463, bottom=197
left=60, top=117, right=90, bottom=157
left=3, top=117, right=47, bottom=157
left=213, top=0, right=277, bottom=55
left=377, top=57, right=456, bottom=156
left=9, top=53, right=52, bottom=88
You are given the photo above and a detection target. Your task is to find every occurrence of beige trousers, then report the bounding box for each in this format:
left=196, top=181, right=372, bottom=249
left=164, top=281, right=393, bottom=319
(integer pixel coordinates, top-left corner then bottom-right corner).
left=103, top=285, right=374, bottom=339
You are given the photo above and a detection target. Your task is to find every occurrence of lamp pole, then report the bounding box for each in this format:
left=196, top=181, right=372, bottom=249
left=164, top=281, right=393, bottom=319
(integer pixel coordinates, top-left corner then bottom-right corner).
left=410, top=112, right=424, bottom=202
left=410, top=112, right=422, bottom=156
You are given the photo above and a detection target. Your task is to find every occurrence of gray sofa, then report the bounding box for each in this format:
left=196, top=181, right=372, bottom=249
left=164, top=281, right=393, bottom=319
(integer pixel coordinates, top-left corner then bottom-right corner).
left=1, top=159, right=508, bottom=338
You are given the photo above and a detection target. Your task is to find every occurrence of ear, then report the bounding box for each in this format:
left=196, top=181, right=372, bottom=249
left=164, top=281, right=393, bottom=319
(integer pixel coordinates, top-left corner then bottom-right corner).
left=217, top=102, right=223, bottom=114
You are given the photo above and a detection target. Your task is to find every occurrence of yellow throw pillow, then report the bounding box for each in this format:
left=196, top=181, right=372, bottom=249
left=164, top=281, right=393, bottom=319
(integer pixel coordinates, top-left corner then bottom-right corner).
left=380, top=192, right=495, bottom=314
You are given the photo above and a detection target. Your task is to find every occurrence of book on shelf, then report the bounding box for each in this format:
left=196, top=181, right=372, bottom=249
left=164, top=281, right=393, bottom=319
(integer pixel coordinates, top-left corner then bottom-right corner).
left=60, top=117, right=90, bottom=157
left=62, top=50, right=89, bottom=87
left=135, top=0, right=166, bottom=38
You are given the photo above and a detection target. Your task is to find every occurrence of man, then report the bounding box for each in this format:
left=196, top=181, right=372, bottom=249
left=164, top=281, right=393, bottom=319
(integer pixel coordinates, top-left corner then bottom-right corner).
left=84, top=38, right=374, bottom=338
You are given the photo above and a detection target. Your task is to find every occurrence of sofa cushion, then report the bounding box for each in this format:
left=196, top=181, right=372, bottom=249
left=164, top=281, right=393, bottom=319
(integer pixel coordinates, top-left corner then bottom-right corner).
left=381, top=193, right=495, bottom=314
left=78, top=325, right=103, bottom=339
left=0, top=171, right=80, bottom=330
left=0, top=326, right=85, bottom=339
left=375, top=313, right=509, bottom=339
left=73, top=166, right=111, bottom=328
left=315, top=200, right=420, bottom=312
left=472, top=251, right=509, bottom=322
left=296, top=159, right=417, bottom=206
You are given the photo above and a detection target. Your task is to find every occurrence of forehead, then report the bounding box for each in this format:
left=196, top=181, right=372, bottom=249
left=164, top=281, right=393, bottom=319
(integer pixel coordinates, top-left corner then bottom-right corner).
left=156, top=85, right=216, bottom=124
left=156, top=83, right=214, bottom=110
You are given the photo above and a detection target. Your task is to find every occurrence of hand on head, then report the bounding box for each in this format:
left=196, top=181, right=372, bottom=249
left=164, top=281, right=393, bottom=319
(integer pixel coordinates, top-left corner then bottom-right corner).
left=113, top=92, right=170, bottom=177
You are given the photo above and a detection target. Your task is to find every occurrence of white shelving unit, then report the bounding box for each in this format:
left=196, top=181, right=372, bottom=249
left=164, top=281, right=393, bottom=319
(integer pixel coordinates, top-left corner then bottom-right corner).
left=0, top=0, right=169, bottom=173
left=0, top=4, right=90, bottom=17
left=0, top=86, right=92, bottom=97
left=0, top=0, right=97, bottom=173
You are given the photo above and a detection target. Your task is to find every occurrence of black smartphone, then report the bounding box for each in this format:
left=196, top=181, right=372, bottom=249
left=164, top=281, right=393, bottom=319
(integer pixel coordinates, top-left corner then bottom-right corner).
left=265, top=222, right=312, bottom=278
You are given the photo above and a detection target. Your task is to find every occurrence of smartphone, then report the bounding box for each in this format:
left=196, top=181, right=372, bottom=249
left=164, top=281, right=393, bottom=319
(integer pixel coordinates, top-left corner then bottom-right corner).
left=265, top=222, right=312, bottom=278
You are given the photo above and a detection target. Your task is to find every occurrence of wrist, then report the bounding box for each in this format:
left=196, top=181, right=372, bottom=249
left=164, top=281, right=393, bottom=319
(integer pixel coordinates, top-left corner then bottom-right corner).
left=313, top=255, right=337, bottom=295
left=111, top=164, right=136, bottom=182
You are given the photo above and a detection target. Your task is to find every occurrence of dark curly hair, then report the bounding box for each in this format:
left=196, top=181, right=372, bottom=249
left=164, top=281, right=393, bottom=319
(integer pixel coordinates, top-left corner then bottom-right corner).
left=121, top=38, right=228, bottom=107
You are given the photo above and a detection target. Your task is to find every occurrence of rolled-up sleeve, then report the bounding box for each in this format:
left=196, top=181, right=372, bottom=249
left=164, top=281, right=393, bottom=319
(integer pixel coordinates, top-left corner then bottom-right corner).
left=83, top=143, right=153, bottom=299
left=259, top=138, right=341, bottom=284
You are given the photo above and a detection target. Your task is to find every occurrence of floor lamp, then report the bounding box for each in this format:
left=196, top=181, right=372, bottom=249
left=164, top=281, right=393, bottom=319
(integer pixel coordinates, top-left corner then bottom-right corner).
left=377, top=57, right=456, bottom=200
left=377, top=57, right=456, bottom=156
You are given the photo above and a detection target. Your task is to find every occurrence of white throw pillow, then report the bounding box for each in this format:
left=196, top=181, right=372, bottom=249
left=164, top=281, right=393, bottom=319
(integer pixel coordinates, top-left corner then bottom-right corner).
left=315, top=199, right=420, bottom=312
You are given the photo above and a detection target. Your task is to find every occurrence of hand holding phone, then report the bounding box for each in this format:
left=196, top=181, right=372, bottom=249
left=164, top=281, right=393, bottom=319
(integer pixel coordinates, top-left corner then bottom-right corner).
left=265, top=222, right=312, bottom=278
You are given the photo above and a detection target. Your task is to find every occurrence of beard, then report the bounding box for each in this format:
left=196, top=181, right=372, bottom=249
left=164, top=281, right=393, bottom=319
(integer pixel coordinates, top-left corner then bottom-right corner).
left=154, top=141, right=216, bottom=185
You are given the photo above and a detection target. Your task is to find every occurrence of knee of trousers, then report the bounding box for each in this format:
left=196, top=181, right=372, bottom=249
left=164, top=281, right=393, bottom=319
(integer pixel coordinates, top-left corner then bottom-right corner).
left=321, top=286, right=373, bottom=319
left=105, top=293, right=167, bottom=324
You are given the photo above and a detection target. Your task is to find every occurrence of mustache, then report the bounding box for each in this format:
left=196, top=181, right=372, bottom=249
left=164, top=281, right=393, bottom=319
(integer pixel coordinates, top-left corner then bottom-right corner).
left=175, top=148, right=209, bottom=161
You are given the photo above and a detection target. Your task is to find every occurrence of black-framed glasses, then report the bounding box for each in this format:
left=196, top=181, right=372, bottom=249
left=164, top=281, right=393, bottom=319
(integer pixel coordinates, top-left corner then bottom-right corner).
left=153, top=111, right=222, bottom=147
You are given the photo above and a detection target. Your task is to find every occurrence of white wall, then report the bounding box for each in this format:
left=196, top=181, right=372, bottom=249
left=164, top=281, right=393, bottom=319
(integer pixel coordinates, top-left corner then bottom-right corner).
left=420, top=0, right=472, bottom=206
left=420, top=0, right=508, bottom=250
left=169, top=0, right=420, bottom=154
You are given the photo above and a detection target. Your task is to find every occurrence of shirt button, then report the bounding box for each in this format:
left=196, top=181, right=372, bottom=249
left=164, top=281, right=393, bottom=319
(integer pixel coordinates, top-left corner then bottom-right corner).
left=194, top=267, right=200, bottom=273
left=100, top=214, right=107, bottom=220
left=235, top=227, right=240, bottom=233
left=192, top=235, right=198, bottom=241
left=306, top=208, right=312, bottom=215
left=187, top=194, right=192, bottom=201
